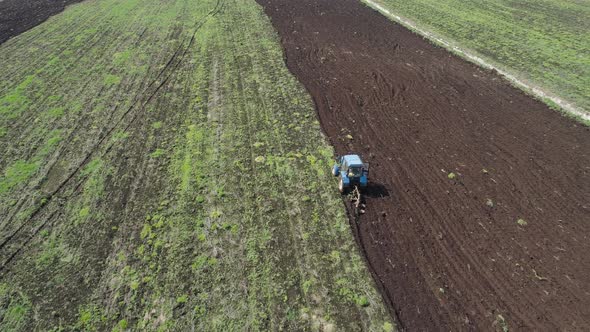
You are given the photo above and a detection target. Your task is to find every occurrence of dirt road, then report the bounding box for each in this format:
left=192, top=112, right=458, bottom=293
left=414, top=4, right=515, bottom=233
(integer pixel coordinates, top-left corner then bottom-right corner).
left=256, top=0, right=590, bottom=329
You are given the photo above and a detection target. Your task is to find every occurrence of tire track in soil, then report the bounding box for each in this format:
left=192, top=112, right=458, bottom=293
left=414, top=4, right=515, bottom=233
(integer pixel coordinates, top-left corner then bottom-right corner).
left=256, top=0, right=590, bottom=330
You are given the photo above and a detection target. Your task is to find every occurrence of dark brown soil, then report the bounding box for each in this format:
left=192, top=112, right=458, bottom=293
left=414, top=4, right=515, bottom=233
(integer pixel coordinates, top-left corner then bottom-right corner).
left=256, top=0, right=590, bottom=330
left=0, top=0, right=83, bottom=44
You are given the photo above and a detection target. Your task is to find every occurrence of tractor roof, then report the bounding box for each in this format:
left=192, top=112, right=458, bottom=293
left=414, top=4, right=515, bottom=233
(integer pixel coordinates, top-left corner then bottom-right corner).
left=343, top=154, right=363, bottom=166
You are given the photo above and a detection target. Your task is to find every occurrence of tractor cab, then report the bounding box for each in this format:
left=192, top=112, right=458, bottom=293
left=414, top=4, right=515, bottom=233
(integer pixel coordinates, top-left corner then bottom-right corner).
left=332, top=154, right=369, bottom=193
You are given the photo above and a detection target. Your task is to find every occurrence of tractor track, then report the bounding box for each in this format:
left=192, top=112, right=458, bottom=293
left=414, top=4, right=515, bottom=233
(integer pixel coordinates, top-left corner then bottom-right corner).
left=256, top=0, right=590, bottom=330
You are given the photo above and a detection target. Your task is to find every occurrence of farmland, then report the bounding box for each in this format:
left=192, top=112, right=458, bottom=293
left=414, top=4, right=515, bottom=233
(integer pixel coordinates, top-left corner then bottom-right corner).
left=366, top=0, right=590, bottom=114
left=2, top=0, right=590, bottom=329
left=258, top=0, right=590, bottom=330
left=0, top=0, right=393, bottom=330
left=0, top=0, right=84, bottom=44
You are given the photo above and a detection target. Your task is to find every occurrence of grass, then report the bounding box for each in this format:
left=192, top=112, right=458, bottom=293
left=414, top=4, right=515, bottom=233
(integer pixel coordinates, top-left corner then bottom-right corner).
left=367, top=0, right=590, bottom=114
left=0, top=160, right=38, bottom=194
left=0, top=283, right=31, bottom=331
left=0, top=0, right=394, bottom=330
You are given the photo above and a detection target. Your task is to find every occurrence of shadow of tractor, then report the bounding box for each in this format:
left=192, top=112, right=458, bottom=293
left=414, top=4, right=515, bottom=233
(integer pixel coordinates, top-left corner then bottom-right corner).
left=363, top=182, right=390, bottom=199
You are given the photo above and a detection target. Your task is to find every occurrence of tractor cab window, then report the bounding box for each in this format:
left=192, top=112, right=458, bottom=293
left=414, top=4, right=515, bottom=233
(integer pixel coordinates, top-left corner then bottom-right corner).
left=348, top=166, right=362, bottom=177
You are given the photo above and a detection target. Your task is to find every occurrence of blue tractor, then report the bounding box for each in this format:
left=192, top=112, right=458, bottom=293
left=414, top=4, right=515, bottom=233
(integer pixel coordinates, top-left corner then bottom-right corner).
left=332, top=154, right=369, bottom=193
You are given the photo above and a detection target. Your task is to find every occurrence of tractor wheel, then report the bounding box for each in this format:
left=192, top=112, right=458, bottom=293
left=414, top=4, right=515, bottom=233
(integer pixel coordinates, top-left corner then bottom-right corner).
left=332, top=165, right=339, bottom=176
left=338, top=177, right=346, bottom=194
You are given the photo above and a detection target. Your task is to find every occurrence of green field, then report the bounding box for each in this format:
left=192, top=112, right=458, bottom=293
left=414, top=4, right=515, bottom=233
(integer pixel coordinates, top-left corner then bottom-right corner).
left=0, top=0, right=394, bottom=330
left=368, top=0, right=590, bottom=113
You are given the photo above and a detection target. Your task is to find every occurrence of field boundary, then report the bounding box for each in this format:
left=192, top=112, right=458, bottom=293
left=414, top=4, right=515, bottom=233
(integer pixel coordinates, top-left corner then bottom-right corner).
left=362, top=0, right=590, bottom=123
left=344, top=202, right=403, bottom=330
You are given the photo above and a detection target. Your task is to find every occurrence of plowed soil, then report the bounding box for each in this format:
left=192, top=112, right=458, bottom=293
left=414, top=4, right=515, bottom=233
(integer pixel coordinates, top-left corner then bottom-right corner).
left=256, top=0, right=590, bottom=330
left=0, top=0, right=83, bottom=44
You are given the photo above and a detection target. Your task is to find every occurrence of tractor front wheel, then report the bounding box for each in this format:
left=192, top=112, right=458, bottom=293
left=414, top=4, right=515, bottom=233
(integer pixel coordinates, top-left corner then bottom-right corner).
left=338, top=177, right=346, bottom=194
left=332, top=165, right=339, bottom=177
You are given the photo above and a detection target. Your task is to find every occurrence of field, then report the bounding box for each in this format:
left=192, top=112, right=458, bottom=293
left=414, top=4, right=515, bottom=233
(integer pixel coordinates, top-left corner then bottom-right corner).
left=367, top=0, right=590, bottom=114
left=0, top=0, right=394, bottom=330
left=2, top=0, right=590, bottom=329
left=258, top=0, right=590, bottom=330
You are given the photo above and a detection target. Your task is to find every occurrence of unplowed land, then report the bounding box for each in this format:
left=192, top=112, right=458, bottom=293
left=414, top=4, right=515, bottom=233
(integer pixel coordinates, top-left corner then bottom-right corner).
left=257, top=0, right=590, bottom=330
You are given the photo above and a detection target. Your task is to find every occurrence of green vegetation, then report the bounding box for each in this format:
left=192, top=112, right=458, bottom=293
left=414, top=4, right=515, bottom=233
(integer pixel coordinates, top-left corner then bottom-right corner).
left=384, top=321, right=395, bottom=332
left=368, top=0, right=590, bottom=112
left=0, top=283, right=31, bottom=331
left=0, top=0, right=394, bottom=330
left=0, top=160, right=38, bottom=194
left=495, top=314, right=509, bottom=332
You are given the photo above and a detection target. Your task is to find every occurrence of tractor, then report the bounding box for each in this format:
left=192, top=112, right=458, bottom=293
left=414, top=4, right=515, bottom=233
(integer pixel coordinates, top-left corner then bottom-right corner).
left=332, top=154, right=369, bottom=194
